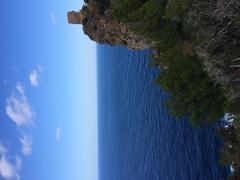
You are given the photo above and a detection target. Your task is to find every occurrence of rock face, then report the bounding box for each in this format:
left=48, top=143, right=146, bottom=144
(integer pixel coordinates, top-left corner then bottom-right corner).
left=67, top=1, right=153, bottom=50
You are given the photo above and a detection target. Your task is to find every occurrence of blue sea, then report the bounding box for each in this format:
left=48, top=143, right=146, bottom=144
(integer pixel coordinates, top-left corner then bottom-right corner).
left=97, top=45, right=229, bottom=180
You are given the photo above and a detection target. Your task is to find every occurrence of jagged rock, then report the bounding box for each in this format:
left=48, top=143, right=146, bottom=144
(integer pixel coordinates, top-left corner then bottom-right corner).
left=67, top=1, right=154, bottom=50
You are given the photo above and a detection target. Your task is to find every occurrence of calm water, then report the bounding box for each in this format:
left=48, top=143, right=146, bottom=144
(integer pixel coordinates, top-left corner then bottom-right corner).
left=97, top=45, right=229, bottom=180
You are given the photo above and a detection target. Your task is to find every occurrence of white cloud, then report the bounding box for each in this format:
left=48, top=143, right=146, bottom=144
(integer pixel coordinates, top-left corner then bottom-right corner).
left=29, top=70, right=38, bottom=87
left=29, top=65, right=43, bottom=87
left=0, top=156, right=16, bottom=179
left=6, top=84, right=33, bottom=127
left=0, top=143, right=21, bottom=180
left=56, top=127, right=62, bottom=143
left=50, top=13, right=57, bottom=25
left=19, top=135, right=32, bottom=156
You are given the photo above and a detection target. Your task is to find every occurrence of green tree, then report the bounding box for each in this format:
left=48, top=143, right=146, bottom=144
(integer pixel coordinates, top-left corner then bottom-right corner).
left=155, top=45, right=227, bottom=126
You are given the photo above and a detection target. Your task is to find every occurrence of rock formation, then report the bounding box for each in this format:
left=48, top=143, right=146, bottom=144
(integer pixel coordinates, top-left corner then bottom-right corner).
left=67, top=1, right=153, bottom=50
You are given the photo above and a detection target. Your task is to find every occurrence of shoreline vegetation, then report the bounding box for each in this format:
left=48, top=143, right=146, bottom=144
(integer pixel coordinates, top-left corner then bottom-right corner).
left=110, top=0, right=240, bottom=179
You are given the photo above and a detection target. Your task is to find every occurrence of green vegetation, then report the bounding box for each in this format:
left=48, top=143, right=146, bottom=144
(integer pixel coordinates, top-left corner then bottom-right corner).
left=112, top=0, right=229, bottom=126
left=154, top=49, right=227, bottom=127
left=218, top=117, right=240, bottom=180
left=112, top=0, right=240, bottom=178
left=112, top=0, right=192, bottom=45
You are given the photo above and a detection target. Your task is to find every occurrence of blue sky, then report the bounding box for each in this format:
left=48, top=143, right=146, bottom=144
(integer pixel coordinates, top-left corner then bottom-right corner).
left=0, top=0, right=98, bottom=180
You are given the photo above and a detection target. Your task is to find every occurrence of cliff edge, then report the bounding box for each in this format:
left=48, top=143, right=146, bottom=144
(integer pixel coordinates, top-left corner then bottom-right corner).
left=67, top=0, right=154, bottom=50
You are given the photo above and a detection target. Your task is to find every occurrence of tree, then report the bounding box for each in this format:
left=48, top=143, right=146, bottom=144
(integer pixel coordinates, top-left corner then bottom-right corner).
left=155, top=45, right=227, bottom=126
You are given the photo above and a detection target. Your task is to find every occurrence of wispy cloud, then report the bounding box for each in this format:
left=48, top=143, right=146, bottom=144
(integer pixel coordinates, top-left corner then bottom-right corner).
left=37, top=65, right=43, bottom=73
left=56, top=127, right=62, bottom=143
left=29, top=65, right=42, bottom=87
left=19, top=134, right=32, bottom=156
left=6, top=84, right=33, bottom=128
left=0, top=143, right=21, bottom=180
left=29, top=70, right=38, bottom=87
left=16, top=83, right=24, bottom=95
left=14, top=156, right=22, bottom=172
left=50, top=13, right=57, bottom=25
left=0, top=156, right=16, bottom=179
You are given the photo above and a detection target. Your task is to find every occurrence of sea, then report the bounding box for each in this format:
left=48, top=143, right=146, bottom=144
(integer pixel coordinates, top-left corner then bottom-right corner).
left=97, top=45, right=229, bottom=180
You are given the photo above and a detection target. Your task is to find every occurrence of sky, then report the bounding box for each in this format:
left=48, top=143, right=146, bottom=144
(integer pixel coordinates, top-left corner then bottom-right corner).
left=0, top=0, right=98, bottom=180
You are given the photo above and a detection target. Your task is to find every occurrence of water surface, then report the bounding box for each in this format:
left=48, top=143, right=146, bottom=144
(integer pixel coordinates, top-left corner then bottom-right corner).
left=97, top=45, right=228, bottom=180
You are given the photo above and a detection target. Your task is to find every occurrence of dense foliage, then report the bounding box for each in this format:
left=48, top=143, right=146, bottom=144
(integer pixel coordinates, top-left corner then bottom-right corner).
left=154, top=47, right=227, bottom=127
left=112, top=0, right=192, bottom=44
left=112, top=0, right=229, bottom=127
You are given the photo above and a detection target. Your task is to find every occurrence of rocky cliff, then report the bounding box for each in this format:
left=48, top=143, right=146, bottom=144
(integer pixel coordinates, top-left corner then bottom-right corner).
left=67, top=0, right=154, bottom=50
